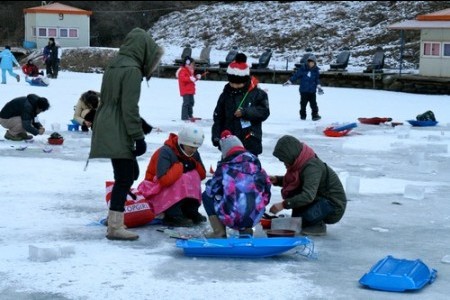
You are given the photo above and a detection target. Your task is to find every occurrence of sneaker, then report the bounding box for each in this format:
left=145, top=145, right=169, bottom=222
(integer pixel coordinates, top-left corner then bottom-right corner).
left=163, top=215, right=194, bottom=227
left=16, top=75, right=20, bottom=82
left=301, top=222, right=327, bottom=236
left=312, top=115, right=322, bottom=121
left=18, top=132, right=33, bottom=140
left=4, top=131, right=23, bottom=141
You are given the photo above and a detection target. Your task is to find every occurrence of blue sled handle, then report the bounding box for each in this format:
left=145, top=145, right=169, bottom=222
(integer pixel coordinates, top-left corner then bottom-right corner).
left=332, top=122, right=357, bottom=131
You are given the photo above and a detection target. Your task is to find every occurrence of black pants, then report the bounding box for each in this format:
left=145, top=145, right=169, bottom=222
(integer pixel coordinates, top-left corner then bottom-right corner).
left=109, top=159, right=139, bottom=212
left=45, top=59, right=53, bottom=78
left=300, top=92, right=319, bottom=119
left=181, top=94, right=194, bottom=120
left=165, top=198, right=200, bottom=218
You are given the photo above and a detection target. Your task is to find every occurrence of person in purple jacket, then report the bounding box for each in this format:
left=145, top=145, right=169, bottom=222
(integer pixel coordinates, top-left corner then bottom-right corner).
left=202, top=130, right=271, bottom=238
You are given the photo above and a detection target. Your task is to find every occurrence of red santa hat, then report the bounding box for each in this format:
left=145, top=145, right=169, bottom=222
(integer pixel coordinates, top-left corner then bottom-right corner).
left=226, top=53, right=250, bottom=84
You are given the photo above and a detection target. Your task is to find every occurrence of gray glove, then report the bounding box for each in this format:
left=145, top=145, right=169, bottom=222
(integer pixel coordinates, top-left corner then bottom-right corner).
left=317, top=87, right=324, bottom=95
left=282, top=80, right=291, bottom=86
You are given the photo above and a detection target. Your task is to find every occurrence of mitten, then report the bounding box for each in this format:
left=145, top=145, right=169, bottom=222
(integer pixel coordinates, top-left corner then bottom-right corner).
left=133, top=138, right=147, bottom=157
left=282, top=80, right=291, bottom=86
left=317, top=87, right=324, bottom=95
left=182, top=160, right=196, bottom=173
left=190, top=76, right=196, bottom=82
left=196, top=74, right=201, bottom=80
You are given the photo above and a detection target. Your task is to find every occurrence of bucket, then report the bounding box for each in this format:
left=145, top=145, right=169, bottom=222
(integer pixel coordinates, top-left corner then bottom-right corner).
left=271, top=217, right=301, bottom=234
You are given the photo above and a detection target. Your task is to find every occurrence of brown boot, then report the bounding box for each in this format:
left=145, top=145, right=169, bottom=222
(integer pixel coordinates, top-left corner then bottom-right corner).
left=106, top=210, right=139, bottom=240
left=204, top=215, right=226, bottom=238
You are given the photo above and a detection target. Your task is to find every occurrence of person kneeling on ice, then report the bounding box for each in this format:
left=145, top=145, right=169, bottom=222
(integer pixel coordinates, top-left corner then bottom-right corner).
left=137, top=125, right=207, bottom=227
left=0, top=94, right=49, bottom=141
left=25, top=75, right=50, bottom=87
left=269, top=135, right=347, bottom=236
left=202, top=130, right=271, bottom=238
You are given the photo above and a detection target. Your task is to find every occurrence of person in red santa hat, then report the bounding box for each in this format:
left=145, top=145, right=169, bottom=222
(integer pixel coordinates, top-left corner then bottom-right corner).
left=211, top=52, right=270, bottom=157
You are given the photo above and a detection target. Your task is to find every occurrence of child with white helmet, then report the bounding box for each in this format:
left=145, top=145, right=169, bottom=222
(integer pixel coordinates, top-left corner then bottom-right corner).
left=137, top=124, right=207, bottom=227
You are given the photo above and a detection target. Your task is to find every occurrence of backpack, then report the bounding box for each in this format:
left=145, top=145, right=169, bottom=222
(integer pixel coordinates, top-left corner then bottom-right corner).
left=416, top=110, right=436, bottom=122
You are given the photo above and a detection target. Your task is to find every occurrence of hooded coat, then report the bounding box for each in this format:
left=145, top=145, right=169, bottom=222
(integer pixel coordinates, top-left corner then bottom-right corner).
left=89, top=28, right=163, bottom=159
left=273, top=135, right=347, bottom=223
left=289, top=55, right=321, bottom=94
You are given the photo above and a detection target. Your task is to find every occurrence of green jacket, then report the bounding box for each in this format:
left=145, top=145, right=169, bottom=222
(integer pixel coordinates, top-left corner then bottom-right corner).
left=90, top=28, right=162, bottom=159
left=277, top=158, right=347, bottom=216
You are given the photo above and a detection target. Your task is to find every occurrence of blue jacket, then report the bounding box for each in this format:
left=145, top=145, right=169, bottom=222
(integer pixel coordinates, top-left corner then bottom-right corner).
left=0, top=49, right=20, bottom=69
left=289, top=64, right=321, bottom=94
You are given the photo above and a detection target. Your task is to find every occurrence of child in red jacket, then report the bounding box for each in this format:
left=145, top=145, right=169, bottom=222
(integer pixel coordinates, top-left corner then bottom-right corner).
left=176, top=56, right=201, bottom=121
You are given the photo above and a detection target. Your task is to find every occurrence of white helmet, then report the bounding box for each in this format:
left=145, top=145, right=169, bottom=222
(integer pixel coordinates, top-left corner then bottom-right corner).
left=178, top=125, right=204, bottom=148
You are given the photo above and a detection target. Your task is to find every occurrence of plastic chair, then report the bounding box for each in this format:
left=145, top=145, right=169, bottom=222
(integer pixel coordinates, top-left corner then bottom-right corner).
left=363, top=46, right=385, bottom=73
left=194, top=46, right=211, bottom=66
left=174, top=44, right=192, bottom=65
left=329, top=47, right=351, bottom=71
left=219, top=46, right=238, bottom=68
left=251, top=49, right=273, bottom=69
left=295, top=48, right=314, bottom=69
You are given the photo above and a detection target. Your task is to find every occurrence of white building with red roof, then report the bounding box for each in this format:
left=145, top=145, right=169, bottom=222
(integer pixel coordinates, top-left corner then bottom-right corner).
left=23, top=2, right=92, bottom=49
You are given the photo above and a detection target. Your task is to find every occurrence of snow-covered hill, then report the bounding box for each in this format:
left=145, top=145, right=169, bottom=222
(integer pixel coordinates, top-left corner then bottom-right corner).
left=150, top=1, right=450, bottom=70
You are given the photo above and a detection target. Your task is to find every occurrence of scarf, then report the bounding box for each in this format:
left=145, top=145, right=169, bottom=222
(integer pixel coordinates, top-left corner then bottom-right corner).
left=281, top=143, right=316, bottom=199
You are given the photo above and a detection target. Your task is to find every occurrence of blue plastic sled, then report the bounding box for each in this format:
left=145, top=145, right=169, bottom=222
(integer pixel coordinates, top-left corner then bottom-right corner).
left=176, top=236, right=313, bottom=258
left=359, top=255, right=437, bottom=292
left=407, top=120, right=438, bottom=127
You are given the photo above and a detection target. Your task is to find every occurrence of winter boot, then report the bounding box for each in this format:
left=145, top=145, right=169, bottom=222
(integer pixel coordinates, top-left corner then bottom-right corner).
left=204, top=215, right=226, bottom=238
left=312, top=115, right=322, bottom=121
left=301, top=221, right=327, bottom=236
left=238, top=227, right=253, bottom=237
left=106, top=210, right=139, bottom=241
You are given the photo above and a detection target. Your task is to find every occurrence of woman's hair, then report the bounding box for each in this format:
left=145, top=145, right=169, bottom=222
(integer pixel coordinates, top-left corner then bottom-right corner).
left=81, top=90, right=99, bottom=109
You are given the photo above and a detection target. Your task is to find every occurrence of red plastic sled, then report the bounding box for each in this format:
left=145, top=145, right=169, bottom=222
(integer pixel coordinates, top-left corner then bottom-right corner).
left=358, top=117, right=392, bottom=125
left=323, top=127, right=352, bottom=137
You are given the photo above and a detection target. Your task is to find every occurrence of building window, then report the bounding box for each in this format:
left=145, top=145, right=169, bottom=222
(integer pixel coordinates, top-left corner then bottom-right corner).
left=48, top=28, right=57, bottom=37
left=38, top=28, right=47, bottom=37
left=443, top=43, right=450, bottom=57
left=69, top=29, right=78, bottom=38
left=60, top=28, right=68, bottom=38
left=32, top=27, right=36, bottom=37
left=423, top=42, right=440, bottom=56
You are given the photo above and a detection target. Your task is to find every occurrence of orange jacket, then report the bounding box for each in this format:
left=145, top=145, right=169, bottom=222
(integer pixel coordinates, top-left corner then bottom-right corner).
left=145, top=133, right=206, bottom=187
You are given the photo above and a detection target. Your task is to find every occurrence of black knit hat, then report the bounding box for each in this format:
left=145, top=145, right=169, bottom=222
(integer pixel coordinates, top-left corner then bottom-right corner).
left=227, top=53, right=250, bottom=84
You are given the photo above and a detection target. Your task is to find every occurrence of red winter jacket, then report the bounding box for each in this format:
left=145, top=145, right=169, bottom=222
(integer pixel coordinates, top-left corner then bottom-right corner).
left=176, top=66, right=196, bottom=96
left=22, top=64, right=40, bottom=77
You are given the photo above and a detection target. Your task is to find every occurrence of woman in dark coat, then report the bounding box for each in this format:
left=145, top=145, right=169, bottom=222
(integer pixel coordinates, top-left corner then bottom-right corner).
left=89, top=28, right=164, bottom=241
left=269, top=135, right=347, bottom=236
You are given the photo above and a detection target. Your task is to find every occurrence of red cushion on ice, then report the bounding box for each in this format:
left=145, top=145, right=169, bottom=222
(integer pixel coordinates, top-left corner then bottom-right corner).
left=105, top=181, right=155, bottom=228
